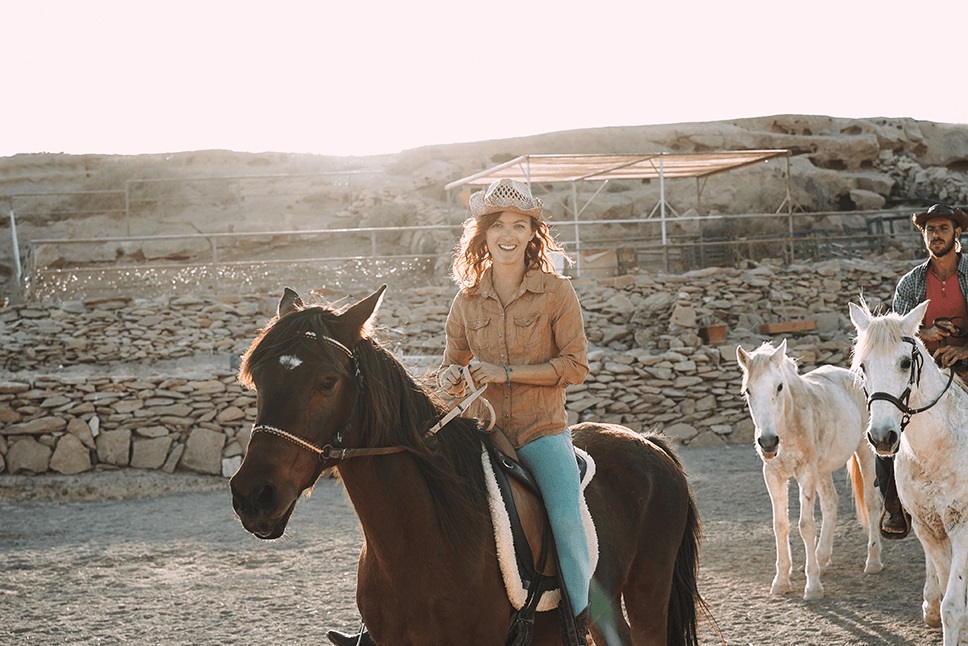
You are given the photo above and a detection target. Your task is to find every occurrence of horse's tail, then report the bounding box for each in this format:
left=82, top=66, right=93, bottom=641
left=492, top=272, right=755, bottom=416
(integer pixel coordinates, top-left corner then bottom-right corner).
left=647, top=435, right=720, bottom=646
left=848, top=453, right=869, bottom=529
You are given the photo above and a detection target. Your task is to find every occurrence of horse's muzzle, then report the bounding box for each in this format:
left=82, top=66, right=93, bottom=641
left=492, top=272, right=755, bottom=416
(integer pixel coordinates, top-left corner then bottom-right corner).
left=867, top=430, right=900, bottom=456
left=230, top=477, right=297, bottom=539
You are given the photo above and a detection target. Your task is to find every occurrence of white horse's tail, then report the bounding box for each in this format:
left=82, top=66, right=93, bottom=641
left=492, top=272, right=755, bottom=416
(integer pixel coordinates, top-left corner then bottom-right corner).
left=847, top=453, right=869, bottom=529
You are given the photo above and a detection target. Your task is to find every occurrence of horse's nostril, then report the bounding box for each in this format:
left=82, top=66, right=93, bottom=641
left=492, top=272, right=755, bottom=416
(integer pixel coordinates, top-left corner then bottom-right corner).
left=253, top=482, right=276, bottom=510
left=886, top=431, right=899, bottom=448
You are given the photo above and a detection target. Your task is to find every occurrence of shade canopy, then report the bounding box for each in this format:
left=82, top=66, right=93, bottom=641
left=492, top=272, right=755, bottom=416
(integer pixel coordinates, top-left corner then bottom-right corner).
left=444, top=149, right=790, bottom=190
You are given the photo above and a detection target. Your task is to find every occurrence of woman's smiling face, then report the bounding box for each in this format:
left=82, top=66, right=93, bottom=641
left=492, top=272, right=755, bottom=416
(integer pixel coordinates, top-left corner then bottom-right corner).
left=485, top=211, right=535, bottom=266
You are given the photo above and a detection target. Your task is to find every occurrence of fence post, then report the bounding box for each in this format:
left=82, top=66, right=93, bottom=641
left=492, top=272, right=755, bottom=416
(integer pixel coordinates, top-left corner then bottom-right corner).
left=8, top=209, right=23, bottom=304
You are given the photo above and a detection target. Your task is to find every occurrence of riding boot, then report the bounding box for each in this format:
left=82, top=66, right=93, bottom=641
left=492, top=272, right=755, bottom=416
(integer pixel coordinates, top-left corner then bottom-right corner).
left=574, top=607, right=591, bottom=646
left=326, top=629, right=374, bottom=646
left=879, top=460, right=911, bottom=540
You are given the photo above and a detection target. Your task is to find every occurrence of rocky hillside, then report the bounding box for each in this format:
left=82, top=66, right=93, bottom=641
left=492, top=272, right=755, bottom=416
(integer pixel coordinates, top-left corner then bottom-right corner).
left=2, top=114, right=967, bottom=301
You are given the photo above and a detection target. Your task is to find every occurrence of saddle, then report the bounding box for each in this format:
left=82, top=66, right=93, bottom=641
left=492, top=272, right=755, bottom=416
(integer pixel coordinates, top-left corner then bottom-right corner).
left=481, top=430, right=597, bottom=612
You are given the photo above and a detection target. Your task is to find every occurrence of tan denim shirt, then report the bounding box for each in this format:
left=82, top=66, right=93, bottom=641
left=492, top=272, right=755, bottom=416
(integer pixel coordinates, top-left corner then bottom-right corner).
left=443, top=268, right=589, bottom=448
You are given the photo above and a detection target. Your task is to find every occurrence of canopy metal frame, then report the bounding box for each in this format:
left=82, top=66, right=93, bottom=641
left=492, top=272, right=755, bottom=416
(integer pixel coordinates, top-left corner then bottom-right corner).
left=445, top=150, right=795, bottom=268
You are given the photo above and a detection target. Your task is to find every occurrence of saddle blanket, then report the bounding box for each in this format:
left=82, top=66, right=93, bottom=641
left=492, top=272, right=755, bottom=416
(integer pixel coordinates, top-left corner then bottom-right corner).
left=481, top=446, right=599, bottom=611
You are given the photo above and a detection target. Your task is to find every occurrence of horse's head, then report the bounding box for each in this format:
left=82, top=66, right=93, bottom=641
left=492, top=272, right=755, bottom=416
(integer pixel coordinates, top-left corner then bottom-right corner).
left=849, top=300, right=931, bottom=456
left=737, top=339, right=795, bottom=460
left=230, top=285, right=386, bottom=539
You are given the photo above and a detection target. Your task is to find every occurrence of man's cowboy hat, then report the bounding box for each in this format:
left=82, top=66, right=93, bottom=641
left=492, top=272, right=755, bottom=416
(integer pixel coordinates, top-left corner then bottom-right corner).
left=912, top=203, right=968, bottom=230
left=469, top=178, right=543, bottom=219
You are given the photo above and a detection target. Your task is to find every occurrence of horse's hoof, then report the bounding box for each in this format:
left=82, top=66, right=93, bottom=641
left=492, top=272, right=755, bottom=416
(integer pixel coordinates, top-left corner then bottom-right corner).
left=803, top=584, right=824, bottom=601
left=770, top=580, right=793, bottom=595
left=864, top=560, right=884, bottom=574
left=922, top=603, right=942, bottom=629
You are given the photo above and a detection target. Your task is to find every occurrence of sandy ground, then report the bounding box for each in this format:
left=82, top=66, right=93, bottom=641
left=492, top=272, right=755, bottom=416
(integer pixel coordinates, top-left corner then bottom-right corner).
left=0, top=444, right=936, bottom=645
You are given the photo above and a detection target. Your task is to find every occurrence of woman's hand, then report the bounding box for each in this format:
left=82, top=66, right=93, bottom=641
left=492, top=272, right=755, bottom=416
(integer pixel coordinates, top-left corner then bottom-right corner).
left=437, top=364, right=466, bottom=395
left=468, top=362, right=506, bottom=386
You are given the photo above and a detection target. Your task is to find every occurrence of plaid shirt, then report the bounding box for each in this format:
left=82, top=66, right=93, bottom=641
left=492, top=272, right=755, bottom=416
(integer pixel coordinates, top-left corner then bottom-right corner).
left=443, top=268, right=589, bottom=448
left=893, top=253, right=968, bottom=315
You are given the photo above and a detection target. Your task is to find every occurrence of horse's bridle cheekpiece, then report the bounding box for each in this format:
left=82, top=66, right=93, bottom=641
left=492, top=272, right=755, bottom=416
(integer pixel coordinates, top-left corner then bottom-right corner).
left=865, top=335, right=955, bottom=432
left=249, top=333, right=492, bottom=461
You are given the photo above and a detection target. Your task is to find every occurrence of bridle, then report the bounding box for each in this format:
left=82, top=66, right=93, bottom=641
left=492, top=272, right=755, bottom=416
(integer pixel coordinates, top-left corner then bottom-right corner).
left=865, top=335, right=955, bottom=432
left=249, top=333, right=493, bottom=461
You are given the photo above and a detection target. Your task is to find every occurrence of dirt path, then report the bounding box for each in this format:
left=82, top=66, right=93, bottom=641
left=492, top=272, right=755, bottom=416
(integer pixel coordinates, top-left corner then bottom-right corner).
left=0, top=445, right=935, bottom=645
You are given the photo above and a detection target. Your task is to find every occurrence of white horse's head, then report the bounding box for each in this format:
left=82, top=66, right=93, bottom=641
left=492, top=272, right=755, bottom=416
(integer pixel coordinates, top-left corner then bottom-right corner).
left=849, top=300, right=930, bottom=455
left=737, top=339, right=795, bottom=460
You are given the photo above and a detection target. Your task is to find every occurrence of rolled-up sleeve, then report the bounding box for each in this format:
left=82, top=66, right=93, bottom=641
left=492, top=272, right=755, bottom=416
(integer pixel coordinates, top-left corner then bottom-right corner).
left=443, top=292, right=474, bottom=368
left=548, top=279, right=589, bottom=386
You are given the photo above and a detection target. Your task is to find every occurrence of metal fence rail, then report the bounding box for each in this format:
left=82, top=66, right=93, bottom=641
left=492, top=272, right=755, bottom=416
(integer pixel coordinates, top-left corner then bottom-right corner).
left=18, top=208, right=925, bottom=304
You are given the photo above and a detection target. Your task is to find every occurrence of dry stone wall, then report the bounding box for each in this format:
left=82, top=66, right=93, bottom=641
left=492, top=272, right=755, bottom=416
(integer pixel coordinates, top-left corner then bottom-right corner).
left=0, top=255, right=916, bottom=478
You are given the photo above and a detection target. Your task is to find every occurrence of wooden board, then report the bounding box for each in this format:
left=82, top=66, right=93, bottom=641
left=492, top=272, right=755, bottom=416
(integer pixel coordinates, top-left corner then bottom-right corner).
left=759, top=320, right=817, bottom=334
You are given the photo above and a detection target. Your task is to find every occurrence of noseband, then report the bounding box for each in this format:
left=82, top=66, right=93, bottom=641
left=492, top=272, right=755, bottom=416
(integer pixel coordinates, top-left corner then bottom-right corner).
left=865, top=335, right=955, bottom=432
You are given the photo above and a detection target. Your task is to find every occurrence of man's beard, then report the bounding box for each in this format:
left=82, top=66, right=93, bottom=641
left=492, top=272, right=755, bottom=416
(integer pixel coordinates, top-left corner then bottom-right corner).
left=930, top=237, right=957, bottom=258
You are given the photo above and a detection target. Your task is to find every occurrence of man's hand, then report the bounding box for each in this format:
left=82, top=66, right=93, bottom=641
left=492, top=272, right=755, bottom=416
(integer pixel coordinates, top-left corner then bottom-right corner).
left=933, top=344, right=968, bottom=367
left=920, top=325, right=951, bottom=344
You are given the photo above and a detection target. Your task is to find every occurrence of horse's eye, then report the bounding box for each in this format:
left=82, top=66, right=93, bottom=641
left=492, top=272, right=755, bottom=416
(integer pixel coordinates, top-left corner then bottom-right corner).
left=900, top=357, right=912, bottom=371
left=776, top=383, right=783, bottom=394
left=316, top=377, right=338, bottom=393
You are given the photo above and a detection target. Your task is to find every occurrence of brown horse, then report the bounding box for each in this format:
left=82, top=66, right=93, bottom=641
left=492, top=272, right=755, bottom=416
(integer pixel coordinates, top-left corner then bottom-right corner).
left=230, top=286, right=708, bottom=646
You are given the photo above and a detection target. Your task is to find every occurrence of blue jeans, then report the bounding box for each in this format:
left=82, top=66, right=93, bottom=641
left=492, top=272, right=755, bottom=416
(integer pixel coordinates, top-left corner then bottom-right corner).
left=517, top=430, right=590, bottom=615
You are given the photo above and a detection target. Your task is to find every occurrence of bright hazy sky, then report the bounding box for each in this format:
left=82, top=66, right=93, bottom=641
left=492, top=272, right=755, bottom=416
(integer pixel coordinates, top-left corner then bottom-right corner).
left=3, top=1, right=966, bottom=158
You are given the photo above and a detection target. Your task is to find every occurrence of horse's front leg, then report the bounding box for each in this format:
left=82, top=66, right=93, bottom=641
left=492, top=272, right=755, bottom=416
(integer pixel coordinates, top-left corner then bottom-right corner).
left=856, top=449, right=884, bottom=574
left=916, top=525, right=948, bottom=630
left=939, top=527, right=968, bottom=645
left=796, top=470, right=824, bottom=600
left=763, top=466, right=793, bottom=595
left=815, top=472, right=839, bottom=574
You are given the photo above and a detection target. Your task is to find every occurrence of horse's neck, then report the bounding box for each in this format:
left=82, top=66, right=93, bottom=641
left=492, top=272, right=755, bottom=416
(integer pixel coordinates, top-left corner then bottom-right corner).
left=905, top=367, right=968, bottom=455
left=338, top=457, right=445, bottom=560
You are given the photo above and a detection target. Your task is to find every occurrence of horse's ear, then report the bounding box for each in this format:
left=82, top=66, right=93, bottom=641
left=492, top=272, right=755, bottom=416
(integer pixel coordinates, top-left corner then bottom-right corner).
left=775, top=338, right=788, bottom=358
left=848, top=301, right=870, bottom=332
left=903, top=300, right=930, bottom=335
left=278, top=287, right=304, bottom=317
left=340, top=284, right=388, bottom=335
left=736, top=345, right=751, bottom=371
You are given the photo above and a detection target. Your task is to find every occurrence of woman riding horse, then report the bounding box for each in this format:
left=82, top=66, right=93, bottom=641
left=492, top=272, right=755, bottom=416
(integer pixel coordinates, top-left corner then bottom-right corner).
left=329, top=178, right=593, bottom=644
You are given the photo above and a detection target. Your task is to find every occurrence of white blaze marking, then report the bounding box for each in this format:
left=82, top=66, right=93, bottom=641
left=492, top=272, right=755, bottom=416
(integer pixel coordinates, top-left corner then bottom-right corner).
left=279, top=355, right=302, bottom=370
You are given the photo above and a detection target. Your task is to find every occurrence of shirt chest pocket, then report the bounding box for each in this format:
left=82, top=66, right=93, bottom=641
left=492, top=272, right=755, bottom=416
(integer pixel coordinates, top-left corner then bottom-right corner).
left=511, top=314, right=544, bottom=350
left=466, top=318, right=492, bottom=351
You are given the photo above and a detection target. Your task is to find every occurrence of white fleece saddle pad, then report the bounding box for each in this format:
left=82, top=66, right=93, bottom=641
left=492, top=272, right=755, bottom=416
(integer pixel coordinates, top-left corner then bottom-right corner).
left=481, top=446, right=599, bottom=611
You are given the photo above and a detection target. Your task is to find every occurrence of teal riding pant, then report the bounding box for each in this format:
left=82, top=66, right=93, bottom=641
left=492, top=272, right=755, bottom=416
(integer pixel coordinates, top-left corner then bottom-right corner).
left=517, top=429, right=590, bottom=615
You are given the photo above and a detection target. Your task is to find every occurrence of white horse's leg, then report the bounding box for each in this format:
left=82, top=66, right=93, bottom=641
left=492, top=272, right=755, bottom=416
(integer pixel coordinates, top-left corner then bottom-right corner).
left=815, top=472, right=838, bottom=574
left=918, top=527, right=948, bottom=630
left=940, top=528, right=968, bottom=645
left=796, top=471, right=824, bottom=600
left=764, top=466, right=793, bottom=595
left=857, top=449, right=884, bottom=574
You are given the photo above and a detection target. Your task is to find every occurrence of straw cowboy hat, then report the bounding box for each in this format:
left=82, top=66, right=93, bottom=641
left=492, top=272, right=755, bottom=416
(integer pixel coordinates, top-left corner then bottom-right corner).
left=912, top=203, right=968, bottom=230
left=469, top=178, right=543, bottom=219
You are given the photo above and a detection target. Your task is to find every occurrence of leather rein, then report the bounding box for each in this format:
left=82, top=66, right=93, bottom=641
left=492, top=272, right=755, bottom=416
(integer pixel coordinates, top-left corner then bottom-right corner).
left=250, top=333, right=493, bottom=461
left=865, top=334, right=955, bottom=432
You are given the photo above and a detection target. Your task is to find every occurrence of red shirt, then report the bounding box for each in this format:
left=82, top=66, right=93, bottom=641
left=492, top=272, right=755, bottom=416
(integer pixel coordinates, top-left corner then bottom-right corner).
left=924, top=270, right=968, bottom=352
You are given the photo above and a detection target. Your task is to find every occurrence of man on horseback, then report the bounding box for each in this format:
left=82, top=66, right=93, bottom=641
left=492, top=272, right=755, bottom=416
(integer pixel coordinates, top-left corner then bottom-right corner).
left=881, top=203, right=968, bottom=539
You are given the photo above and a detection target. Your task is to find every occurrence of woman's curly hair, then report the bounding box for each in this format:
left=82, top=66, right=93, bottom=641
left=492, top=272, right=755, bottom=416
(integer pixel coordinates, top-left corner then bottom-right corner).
left=450, top=212, right=572, bottom=289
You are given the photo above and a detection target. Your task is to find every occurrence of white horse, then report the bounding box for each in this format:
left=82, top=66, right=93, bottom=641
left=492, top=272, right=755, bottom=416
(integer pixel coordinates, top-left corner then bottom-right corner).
left=850, top=300, right=968, bottom=644
left=736, top=339, right=883, bottom=600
